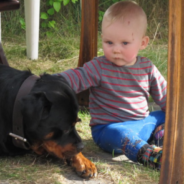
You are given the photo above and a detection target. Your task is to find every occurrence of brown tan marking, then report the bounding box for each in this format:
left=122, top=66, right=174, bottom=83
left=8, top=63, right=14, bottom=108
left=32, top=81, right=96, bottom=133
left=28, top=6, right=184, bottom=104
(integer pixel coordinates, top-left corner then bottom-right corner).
left=41, top=140, right=76, bottom=159
left=31, top=142, right=46, bottom=155
left=44, top=132, right=54, bottom=139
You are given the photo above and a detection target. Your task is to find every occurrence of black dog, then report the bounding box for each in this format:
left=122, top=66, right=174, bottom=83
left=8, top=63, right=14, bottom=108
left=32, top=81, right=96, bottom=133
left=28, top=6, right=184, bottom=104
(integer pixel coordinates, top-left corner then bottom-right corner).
left=0, top=64, right=97, bottom=178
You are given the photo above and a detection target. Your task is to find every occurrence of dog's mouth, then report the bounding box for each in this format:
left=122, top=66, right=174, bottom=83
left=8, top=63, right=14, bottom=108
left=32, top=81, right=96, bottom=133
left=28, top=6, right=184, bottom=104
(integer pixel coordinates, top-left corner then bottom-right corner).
left=31, top=141, right=81, bottom=160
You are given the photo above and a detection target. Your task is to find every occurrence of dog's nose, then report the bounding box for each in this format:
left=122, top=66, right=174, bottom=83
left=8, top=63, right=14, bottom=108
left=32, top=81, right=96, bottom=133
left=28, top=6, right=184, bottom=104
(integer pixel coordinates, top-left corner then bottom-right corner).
left=77, top=142, right=84, bottom=152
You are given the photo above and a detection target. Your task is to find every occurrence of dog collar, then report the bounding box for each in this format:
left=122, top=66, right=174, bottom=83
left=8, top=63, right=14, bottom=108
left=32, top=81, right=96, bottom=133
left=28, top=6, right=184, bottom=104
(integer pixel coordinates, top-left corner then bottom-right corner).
left=9, top=74, right=40, bottom=150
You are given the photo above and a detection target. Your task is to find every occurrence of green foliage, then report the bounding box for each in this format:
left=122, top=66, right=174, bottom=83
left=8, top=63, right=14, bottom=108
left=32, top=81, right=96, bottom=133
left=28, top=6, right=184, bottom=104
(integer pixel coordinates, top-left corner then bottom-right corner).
left=98, top=0, right=119, bottom=24
left=41, top=12, right=49, bottom=19
left=19, top=17, right=26, bottom=30
left=40, top=0, right=79, bottom=37
left=98, top=11, right=104, bottom=22
left=1, top=0, right=168, bottom=43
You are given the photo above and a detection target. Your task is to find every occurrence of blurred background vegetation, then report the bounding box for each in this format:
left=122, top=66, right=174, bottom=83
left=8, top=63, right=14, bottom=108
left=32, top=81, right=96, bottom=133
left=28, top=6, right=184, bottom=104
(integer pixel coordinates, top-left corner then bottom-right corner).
left=1, top=0, right=168, bottom=77
left=1, top=0, right=168, bottom=40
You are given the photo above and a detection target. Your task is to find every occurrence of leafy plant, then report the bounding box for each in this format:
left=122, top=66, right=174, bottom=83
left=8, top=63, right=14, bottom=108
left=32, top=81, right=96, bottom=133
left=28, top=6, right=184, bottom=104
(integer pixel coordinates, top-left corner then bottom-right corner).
left=98, top=10, right=104, bottom=22
left=19, top=17, right=26, bottom=30
left=40, top=0, right=79, bottom=37
left=98, top=0, right=121, bottom=27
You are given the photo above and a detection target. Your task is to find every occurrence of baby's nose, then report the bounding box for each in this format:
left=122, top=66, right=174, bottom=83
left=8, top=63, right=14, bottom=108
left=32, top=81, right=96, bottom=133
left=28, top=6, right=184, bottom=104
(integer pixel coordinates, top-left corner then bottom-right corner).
left=113, top=45, right=121, bottom=53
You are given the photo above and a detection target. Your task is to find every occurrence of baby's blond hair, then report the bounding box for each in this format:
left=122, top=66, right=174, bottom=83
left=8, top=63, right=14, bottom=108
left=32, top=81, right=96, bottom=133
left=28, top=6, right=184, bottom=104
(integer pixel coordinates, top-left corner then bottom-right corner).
left=102, top=1, right=148, bottom=35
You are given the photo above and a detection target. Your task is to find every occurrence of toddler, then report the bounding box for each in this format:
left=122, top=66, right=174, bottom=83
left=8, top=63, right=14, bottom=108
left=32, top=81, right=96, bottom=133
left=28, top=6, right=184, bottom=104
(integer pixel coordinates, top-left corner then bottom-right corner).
left=56, top=1, right=166, bottom=169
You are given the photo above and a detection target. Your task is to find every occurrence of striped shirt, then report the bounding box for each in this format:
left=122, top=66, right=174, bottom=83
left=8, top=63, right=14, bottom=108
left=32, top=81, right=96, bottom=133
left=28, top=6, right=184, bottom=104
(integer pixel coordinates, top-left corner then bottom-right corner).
left=57, top=56, right=167, bottom=126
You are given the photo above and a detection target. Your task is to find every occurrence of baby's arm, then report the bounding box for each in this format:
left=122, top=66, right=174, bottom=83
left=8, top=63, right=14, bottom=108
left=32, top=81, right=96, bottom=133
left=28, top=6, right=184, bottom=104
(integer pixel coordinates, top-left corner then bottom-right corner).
left=149, top=65, right=167, bottom=111
left=56, top=58, right=101, bottom=93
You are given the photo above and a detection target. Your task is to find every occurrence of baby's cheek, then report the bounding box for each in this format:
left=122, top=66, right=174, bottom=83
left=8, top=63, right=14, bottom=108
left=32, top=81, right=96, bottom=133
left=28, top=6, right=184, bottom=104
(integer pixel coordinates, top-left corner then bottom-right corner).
left=125, top=50, right=137, bottom=61
left=104, top=50, right=112, bottom=59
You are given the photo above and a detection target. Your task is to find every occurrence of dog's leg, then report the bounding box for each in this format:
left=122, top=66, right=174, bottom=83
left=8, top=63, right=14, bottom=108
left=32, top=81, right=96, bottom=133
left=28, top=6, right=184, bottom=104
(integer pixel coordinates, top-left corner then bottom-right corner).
left=71, top=152, right=97, bottom=178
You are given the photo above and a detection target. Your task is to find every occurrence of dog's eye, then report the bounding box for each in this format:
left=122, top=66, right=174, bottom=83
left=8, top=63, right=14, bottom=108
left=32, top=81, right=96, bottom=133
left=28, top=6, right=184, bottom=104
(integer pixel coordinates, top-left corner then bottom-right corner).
left=63, top=126, right=75, bottom=134
left=51, top=129, right=62, bottom=139
left=64, top=129, right=70, bottom=134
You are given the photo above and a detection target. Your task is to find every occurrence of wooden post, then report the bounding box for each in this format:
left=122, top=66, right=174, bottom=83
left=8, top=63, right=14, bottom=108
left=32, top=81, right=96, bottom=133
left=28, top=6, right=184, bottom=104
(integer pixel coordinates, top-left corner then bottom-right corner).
left=159, top=0, right=184, bottom=183
left=77, top=0, right=98, bottom=108
left=0, top=0, right=20, bottom=66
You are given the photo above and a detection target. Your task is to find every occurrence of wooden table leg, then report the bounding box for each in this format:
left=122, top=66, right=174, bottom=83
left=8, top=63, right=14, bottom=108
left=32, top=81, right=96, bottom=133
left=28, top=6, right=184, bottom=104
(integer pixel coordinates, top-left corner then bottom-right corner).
left=0, top=0, right=20, bottom=12
left=0, top=0, right=20, bottom=66
left=77, top=0, right=98, bottom=108
left=159, top=0, right=184, bottom=183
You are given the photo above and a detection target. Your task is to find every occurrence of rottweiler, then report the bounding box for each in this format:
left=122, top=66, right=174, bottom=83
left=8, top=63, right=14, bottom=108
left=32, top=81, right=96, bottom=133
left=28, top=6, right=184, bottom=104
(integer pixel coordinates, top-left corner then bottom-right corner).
left=0, top=64, right=97, bottom=178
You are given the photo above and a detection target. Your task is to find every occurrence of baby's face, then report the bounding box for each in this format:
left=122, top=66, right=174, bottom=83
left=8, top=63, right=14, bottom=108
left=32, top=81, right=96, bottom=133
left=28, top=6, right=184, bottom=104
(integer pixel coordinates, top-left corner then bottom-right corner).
left=101, top=18, right=148, bottom=66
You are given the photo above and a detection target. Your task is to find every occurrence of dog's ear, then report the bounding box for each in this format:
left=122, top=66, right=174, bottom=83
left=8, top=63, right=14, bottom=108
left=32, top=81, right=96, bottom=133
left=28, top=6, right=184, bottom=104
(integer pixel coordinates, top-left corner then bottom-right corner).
left=21, top=92, right=52, bottom=121
left=33, top=91, right=68, bottom=119
left=33, top=92, right=52, bottom=120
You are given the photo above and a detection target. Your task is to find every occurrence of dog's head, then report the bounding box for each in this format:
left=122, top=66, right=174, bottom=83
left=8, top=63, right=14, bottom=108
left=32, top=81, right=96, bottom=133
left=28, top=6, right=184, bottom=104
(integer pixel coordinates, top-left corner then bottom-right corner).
left=20, top=75, right=83, bottom=159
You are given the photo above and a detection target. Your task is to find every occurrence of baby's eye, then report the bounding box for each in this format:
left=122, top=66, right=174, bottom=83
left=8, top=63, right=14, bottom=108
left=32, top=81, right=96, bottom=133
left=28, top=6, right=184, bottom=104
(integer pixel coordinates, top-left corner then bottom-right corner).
left=122, top=42, right=128, bottom=45
left=106, top=41, right=113, bottom=45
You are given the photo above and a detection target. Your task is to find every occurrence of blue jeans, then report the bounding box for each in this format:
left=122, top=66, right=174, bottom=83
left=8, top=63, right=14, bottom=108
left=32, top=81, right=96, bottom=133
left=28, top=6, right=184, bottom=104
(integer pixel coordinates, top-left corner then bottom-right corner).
left=91, top=111, right=165, bottom=162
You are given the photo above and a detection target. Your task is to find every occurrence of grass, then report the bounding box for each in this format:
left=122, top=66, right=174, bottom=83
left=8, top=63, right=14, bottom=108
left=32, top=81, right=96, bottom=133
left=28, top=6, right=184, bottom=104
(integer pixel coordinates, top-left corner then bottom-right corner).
left=0, top=154, right=65, bottom=184
left=139, top=44, right=168, bottom=78
left=0, top=33, right=167, bottom=183
left=3, top=33, right=168, bottom=78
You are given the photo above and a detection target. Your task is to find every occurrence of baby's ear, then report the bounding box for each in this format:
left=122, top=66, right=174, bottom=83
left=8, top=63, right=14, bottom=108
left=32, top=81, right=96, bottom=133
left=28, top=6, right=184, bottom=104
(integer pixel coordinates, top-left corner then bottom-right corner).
left=140, top=36, right=149, bottom=50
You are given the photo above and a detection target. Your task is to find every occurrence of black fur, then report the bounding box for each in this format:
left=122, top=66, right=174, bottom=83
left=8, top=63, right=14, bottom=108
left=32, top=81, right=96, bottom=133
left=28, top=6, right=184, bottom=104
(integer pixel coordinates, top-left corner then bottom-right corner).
left=0, top=64, right=83, bottom=158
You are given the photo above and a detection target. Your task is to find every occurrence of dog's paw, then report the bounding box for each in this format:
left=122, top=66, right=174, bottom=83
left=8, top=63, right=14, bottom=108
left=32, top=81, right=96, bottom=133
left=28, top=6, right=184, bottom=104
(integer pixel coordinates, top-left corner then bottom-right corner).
left=71, top=152, right=97, bottom=178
